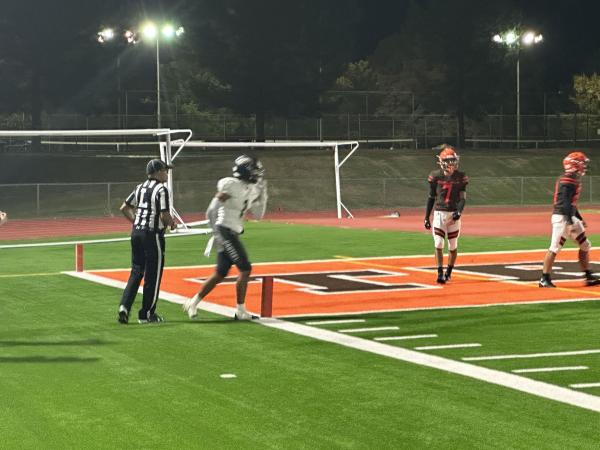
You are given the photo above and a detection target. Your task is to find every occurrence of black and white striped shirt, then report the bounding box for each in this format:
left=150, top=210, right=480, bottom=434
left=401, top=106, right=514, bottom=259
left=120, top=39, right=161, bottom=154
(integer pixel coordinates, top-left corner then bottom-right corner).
left=125, top=179, right=171, bottom=232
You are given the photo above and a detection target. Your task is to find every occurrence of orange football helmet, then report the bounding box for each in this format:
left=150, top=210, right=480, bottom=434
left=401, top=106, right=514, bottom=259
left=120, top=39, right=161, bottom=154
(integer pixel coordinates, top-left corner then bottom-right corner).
left=437, top=145, right=459, bottom=174
left=563, top=151, right=589, bottom=175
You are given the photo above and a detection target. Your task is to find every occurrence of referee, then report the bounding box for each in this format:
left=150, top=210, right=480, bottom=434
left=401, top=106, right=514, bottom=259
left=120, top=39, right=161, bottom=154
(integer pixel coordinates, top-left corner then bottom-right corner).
left=118, top=159, right=176, bottom=324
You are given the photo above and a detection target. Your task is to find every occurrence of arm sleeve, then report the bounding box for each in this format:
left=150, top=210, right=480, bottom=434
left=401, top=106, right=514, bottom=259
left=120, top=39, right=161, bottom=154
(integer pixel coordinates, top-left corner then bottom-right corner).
left=425, top=175, right=436, bottom=218
left=559, top=183, right=576, bottom=217
left=248, top=181, right=268, bottom=220
left=456, top=196, right=466, bottom=213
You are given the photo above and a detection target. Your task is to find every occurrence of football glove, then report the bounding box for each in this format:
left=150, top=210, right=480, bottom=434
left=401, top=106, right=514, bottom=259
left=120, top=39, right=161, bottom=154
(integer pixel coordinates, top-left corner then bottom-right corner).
left=452, top=212, right=461, bottom=221
left=424, top=218, right=431, bottom=230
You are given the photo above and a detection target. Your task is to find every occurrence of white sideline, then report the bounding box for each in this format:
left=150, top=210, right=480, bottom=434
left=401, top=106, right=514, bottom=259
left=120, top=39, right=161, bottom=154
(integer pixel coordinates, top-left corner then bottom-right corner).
left=64, top=270, right=600, bottom=414
left=512, top=366, right=588, bottom=374
left=415, top=343, right=481, bottom=351
left=305, top=319, right=366, bottom=325
left=375, top=334, right=438, bottom=341
left=463, top=349, right=600, bottom=361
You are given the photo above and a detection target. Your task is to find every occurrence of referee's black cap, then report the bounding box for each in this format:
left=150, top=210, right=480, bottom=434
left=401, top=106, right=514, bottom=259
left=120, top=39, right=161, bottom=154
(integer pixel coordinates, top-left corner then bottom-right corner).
left=146, top=159, right=174, bottom=175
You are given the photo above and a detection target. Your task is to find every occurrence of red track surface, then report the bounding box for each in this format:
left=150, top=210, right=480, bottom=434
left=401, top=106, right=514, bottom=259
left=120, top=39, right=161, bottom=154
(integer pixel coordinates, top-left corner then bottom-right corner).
left=3, top=206, right=600, bottom=241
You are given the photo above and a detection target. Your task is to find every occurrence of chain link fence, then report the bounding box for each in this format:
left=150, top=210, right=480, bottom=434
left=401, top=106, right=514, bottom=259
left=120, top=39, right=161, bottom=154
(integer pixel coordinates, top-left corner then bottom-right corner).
left=2, top=176, right=598, bottom=219
left=5, top=112, right=599, bottom=149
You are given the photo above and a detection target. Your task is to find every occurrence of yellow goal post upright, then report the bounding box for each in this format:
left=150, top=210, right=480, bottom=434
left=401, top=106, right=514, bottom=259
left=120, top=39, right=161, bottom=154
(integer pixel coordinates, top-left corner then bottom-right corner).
left=161, top=140, right=360, bottom=220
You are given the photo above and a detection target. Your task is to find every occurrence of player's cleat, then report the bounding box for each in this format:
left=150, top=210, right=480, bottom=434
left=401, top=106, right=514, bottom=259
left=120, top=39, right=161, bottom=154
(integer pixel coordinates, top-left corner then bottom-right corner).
left=234, top=311, right=259, bottom=321
left=436, top=275, right=446, bottom=284
left=139, top=314, right=164, bottom=324
left=585, top=276, right=600, bottom=286
left=444, top=272, right=451, bottom=282
left=182, top=296, right=199, bottom=319
left=118, top=307, right=129, bottom=324
left=538, top=277, right=556, bottom=288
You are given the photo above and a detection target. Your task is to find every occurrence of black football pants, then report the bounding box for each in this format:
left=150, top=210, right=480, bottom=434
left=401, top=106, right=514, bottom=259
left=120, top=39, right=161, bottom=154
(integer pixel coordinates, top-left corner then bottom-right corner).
left=119, top=229, right=166, bottom=320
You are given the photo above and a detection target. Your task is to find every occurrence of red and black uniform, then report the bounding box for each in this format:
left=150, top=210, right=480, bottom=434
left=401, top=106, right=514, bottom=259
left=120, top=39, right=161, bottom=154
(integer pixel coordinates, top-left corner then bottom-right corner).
left=552, top=172, right=582, bottom=222
left=427, top=169, right=469, bottom=212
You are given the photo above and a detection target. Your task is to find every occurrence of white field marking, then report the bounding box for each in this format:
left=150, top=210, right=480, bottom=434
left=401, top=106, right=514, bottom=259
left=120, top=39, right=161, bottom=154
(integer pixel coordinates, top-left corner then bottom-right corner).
left=305, top=319, right=366, bottom=325
left=415, top=343, right=482, bottom=351
left=269, top=296, right=600, bottom=318
left=88, top=246, right=597, bottom=272
left=339, top=326, right=399, bottom=333
left=570, top=383, right=600, bottom=389
left=463, top=349, right=600, bottom=361
left=66, top=270, right=600, bottom=413
left=220, top=374, right=237, bottom=379
left=0, top=272, right=62, bottom=278
left=374, top=334, right=438, bottom=341
left=512, top=366, right=588, bottom=374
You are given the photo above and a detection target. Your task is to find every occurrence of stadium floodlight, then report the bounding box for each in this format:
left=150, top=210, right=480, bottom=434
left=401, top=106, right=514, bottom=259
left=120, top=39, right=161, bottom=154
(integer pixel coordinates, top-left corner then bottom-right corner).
left=97, top=28, right=115, bottom=43
left=493, top=29, right=543, bottom=146
left=137, top=21, right=184, bottom=128
left=142, top=22, right=158, bottom=39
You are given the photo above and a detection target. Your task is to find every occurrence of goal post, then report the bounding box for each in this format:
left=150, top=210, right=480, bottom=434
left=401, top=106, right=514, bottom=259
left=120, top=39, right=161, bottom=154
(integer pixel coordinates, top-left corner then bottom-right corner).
left=161, top=140, right=360, bottom=219
left=0, top=127, right=193, bottom=225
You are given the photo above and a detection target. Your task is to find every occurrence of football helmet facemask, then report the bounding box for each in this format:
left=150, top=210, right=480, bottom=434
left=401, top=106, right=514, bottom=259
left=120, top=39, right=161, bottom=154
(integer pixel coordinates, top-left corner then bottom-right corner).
left=232, top=155, right=264, bottom=183
left=563, top=151, right=589, bottom=175
left=437, top=146, right=459, bottom=174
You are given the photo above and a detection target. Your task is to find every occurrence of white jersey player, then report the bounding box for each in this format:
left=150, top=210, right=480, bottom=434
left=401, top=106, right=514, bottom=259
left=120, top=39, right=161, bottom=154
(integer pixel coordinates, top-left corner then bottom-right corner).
left=183, top=155, right=267, bottom=320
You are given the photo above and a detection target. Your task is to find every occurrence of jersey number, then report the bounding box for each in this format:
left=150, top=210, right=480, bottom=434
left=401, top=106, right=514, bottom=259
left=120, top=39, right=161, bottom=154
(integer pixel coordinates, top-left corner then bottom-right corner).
left=139, top=188, right=149, bottom=208
left=441, top=182, right=453, bottom=203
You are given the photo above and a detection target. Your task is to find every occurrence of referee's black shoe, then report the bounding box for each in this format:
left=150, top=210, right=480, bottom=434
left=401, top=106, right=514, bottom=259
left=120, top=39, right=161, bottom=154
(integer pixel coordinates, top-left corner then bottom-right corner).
left=139, top=313, right=165, bottom=324
left=118, top=307, right=129, bottom=324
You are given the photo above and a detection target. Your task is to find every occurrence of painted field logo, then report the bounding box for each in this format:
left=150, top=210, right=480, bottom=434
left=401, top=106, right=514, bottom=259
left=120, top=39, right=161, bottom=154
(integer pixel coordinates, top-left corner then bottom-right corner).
left=188, top=269, right=434, bottom=295
left=84, top=250, right=600, bottom=317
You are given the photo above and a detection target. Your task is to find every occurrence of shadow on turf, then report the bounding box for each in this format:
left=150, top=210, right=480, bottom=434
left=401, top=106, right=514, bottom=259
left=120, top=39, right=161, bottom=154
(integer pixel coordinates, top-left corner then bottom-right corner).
left=0, top=339, right=107, bottom=347
left=0, top=356, right=100, bottom=363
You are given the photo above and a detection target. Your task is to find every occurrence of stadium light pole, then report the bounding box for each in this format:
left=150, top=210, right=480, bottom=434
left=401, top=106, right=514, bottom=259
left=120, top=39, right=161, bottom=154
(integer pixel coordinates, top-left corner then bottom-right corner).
left=493, top=30, right=543, bottom=146
left=141, top=22, right=184, bottom=129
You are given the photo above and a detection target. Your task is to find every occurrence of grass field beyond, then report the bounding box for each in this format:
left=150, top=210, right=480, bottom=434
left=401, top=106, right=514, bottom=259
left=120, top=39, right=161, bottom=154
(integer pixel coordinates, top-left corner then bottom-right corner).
left=2, top=222, right=600, bottom=449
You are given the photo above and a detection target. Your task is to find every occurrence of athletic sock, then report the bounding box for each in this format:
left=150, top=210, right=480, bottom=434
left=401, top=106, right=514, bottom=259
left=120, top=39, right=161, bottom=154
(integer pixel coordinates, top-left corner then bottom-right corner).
left=237, top=303, right=247, bottom=314
left=437, top=267, right=444, bottom=277
left=446, top=265, right=454, bottom=277
left=542, top=273, right=551, bottom=280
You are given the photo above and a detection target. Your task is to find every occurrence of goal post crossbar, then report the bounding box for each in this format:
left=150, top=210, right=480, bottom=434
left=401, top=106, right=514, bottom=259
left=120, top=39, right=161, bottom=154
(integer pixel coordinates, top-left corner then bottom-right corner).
left=162, top=140, right=360, bottom=219
left=0, top=128, right=192, bottom=138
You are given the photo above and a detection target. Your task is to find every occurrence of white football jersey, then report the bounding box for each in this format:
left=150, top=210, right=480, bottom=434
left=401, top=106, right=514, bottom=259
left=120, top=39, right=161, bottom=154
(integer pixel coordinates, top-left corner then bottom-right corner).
left=206, top=177, right=255, bottom=234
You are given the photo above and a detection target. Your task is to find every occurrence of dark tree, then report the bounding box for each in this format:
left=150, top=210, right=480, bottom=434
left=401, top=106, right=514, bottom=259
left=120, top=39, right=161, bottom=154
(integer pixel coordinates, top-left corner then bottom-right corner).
left=187, top=0, right=360, bottom=140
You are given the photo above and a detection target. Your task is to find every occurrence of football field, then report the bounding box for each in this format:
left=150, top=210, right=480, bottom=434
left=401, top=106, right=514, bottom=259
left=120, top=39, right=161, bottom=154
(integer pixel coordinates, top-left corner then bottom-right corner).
left=1, top=222, right=600, bottom=449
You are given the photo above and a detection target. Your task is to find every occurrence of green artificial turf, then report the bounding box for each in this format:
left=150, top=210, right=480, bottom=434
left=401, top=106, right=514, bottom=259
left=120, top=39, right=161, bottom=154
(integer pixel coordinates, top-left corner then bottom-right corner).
left=1, top=222, right=600, bottom=449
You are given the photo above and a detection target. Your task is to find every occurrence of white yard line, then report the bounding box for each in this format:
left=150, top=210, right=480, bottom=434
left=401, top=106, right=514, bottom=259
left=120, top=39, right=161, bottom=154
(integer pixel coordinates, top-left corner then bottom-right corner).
left=463, top=349, right=600, bottom=361
left=65, top=270, right=600, bottom=414
left=570, top=383, right=600, bottom=389
left=415, top=343, right=482, bottom=351
left=374, top=334, right=438, bottom=341
left=339, top=326, right=399, bottom=333
left=305, top=319, right=366, bottom=325
left=512, top=366, right=588, bottom=374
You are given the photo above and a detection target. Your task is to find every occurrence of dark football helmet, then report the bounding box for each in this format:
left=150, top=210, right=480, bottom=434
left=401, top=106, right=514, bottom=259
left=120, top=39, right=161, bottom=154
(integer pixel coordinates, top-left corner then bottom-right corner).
left=232, top=155, right=264, bottom=183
